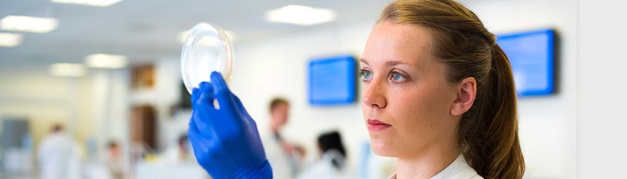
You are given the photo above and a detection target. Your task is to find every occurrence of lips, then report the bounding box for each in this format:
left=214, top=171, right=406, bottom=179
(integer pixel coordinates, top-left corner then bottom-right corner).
left=367, top=119, right=391, bottom=131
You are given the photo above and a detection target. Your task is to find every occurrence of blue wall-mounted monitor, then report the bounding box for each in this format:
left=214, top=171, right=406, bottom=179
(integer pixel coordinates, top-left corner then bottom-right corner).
left=496, top=29, right=556, bottom=97
left=308, top=55, right=356, bottom=106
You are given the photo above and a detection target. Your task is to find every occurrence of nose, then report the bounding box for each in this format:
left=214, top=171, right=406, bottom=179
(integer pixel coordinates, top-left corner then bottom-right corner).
left=362, top=77, right=387, bottom=109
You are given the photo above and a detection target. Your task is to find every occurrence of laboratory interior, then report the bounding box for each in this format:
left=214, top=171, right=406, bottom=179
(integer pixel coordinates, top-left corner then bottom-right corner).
left=0, top=0, right=624, bottom=178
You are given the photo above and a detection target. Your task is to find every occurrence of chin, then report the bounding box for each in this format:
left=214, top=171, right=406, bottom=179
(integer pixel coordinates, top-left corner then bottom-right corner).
left=369, top=137, right=396, bottom=157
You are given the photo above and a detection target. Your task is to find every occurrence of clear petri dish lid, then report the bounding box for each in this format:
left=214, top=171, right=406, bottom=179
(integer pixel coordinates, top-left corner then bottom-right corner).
left=181, top=22, right=233, bottom=94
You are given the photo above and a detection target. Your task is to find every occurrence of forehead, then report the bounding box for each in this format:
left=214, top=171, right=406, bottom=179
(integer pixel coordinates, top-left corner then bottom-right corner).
left=273, top=103, right=289, bottom=110
left=361, top=21, right=435, bottom=68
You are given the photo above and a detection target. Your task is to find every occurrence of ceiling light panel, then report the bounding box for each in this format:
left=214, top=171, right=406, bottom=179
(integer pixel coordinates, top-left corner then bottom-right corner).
left=0, top=16, right=58, bottom=33
left=0, top=32, right=23, bottom=47
left=50, top=63, right=85, bottom=77
left=85, top=53, right=128, bottom=69
left=51, top=0, right=123, bottom=7
left=265, top=5, right=337, bottom=26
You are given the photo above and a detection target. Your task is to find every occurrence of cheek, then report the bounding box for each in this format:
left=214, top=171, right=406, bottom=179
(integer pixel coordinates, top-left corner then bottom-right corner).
left=396, top=84, right=452, bottom=117
left=389, top=91, right=430, bottom=125
left=389, top=85, right=452, bottom=134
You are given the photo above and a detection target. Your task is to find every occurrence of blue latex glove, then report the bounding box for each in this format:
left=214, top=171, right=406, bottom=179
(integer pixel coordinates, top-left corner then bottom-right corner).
left=188, top=72, right=272, bottom=179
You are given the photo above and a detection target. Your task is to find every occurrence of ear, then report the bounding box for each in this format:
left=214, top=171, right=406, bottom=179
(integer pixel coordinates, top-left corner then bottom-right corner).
left=451, top=77, right=477, bottom=116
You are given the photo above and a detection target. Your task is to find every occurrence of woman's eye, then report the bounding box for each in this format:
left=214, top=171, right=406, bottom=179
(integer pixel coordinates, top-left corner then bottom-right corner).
left=361, top=70, right=373, bottom=81
left=391, top=72, right=407, bottom=82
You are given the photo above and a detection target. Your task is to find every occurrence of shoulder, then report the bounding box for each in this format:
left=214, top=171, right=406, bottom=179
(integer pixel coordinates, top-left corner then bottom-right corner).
left=469, top=176, right=484, bottom=179
left=432, top=155, right=483, bottom=179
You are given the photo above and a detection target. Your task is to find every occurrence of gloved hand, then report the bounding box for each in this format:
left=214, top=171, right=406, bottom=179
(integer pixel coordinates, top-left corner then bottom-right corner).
left=188, top=71, right=272, bottom=179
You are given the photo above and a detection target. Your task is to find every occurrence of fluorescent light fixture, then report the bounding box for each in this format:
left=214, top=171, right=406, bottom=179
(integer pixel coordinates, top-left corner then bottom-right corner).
left=50, top=63, right=85, bottom=77
left=0, top=32, right=23, bottom=47
left=265, top=5, right=336, bottom=26
left=0, top=16, right=58, bottom=33
left=50, top=0, right=123, bottom=7
left=178, top=30, right=237, bottom=44
left=85, top=53, right=127, bottom=69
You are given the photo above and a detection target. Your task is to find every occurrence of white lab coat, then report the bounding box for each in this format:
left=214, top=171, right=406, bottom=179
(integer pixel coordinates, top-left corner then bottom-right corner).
left=261, top=130, right=299, bottom=179
left=387, top=154, right=483, bottom=179
left=37, top=132, right=80, bottom=179
left=296, top=150, right=350, bottom=179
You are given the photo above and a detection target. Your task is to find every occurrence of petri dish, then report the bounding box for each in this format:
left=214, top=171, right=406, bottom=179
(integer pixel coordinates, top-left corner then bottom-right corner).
left=181, top=22, right=233, bottom=94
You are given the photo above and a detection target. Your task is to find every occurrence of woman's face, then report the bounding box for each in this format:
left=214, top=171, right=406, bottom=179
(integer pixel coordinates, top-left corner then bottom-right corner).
left=360, top=21, right=460, bottom=158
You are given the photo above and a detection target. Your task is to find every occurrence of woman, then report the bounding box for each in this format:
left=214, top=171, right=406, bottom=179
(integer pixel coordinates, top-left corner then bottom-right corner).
left=297, top=131, right=349, bottom=179
left=187, top=0, right=525, bottom=178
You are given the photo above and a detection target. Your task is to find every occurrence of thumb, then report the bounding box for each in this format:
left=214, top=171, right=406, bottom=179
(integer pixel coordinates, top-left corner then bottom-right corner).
left=210, top=71, right=236, bottom=112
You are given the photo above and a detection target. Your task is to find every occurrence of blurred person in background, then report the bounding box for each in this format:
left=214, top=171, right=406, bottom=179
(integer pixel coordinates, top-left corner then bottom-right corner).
left=261, top=97, right=305, bottom=179
left=82, top=138, right=115, bottom=179
left=37, top=124, right=80, bottom=179
left=177, top=134, right=193, bottom=162
left=297, top=130, right=349, bottom=179
left=161, top=134, right=194, bottom=163
left=104, top=141, right=124, bottom=179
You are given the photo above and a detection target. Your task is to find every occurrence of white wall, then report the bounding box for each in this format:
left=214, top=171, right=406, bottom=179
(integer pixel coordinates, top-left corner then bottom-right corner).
left=219, top=0, right=578, bottom=178
left=578, top=0, right=627, bottom=177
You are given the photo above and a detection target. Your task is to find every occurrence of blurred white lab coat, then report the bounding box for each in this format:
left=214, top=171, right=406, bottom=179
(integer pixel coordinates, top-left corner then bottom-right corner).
left=261, top=130, right=299, bottom=179
left=297, top=150, right=350, bottom=179
left=37, top=132, right=80, bottom=179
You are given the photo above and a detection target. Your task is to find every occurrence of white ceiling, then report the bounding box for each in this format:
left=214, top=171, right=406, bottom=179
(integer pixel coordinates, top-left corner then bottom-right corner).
left=0, top=0, right=397, bottom=67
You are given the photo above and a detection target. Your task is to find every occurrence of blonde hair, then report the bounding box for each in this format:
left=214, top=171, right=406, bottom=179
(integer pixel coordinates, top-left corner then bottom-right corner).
left=379, top=0, right=525, bottom=178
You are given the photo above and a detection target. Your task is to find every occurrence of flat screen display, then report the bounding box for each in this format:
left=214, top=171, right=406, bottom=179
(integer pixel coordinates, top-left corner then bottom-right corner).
left=308, top=55, right=356, bottom=106
left=496, top=29, right=555, bottom=97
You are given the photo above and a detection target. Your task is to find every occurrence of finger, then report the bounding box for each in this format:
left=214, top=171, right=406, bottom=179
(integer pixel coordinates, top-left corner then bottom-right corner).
left=208, top=72, right=247, bottom=134
left=199, top=81, right=211, bottom=90
left=195, top=81, right=215, bottom=108
left=210, top=71, right=236, bottom=111
left=191, top=87, right=201, bottom=103
left=191, top=82, right=217, bottom=134
left=189, top=117, right=218, bottom=149
left=187, top=122, right=217, bottom=161
left=210, top=71, right=229, bottom=95
left=188, top=112, right=201, bottom=135
left=188, top=112, right=215, bottom=139
left=192, top=104, right=223, bottom=135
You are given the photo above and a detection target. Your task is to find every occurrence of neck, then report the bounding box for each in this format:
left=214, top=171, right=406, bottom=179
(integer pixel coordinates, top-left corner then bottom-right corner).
left=395, top=136, right=460, bottom=179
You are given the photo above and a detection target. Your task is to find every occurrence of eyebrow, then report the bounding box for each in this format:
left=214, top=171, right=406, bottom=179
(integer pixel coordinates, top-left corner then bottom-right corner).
left=359, top=58, right=411, bottom=67
left=359, top=58, right=369, bottom=65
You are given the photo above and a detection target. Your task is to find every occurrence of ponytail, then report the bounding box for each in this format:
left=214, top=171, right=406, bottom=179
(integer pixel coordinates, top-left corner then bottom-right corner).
left=476, top=44, right=525, bottom=178
left=457, top=43, right=525, bottom=179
